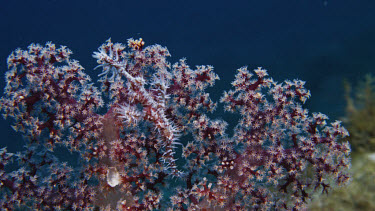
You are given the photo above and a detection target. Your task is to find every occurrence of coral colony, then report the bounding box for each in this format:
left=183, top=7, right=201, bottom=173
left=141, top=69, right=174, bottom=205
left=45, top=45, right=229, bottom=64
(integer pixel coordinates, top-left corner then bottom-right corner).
left=0, top=38, right=350, bottom=210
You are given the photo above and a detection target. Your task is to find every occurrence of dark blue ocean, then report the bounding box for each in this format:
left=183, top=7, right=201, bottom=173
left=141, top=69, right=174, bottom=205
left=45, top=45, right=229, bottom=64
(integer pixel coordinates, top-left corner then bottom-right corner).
left=0, top=0, right=374, bottom=174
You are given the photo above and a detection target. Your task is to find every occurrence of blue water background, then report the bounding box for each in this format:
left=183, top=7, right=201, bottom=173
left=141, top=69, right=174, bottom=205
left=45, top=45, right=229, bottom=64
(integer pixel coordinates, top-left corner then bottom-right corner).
left=0, top=0, right=374, bottom=156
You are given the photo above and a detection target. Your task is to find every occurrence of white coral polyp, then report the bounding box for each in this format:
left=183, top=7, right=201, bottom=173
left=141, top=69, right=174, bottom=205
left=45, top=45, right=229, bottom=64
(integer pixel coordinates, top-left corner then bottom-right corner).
left=107, top=167, right=121, bottom=187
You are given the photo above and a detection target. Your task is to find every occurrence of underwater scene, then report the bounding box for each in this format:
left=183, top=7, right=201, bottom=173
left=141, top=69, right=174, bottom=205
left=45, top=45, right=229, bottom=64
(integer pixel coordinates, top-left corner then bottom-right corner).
left=0, top=0, right=374, bottom=210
